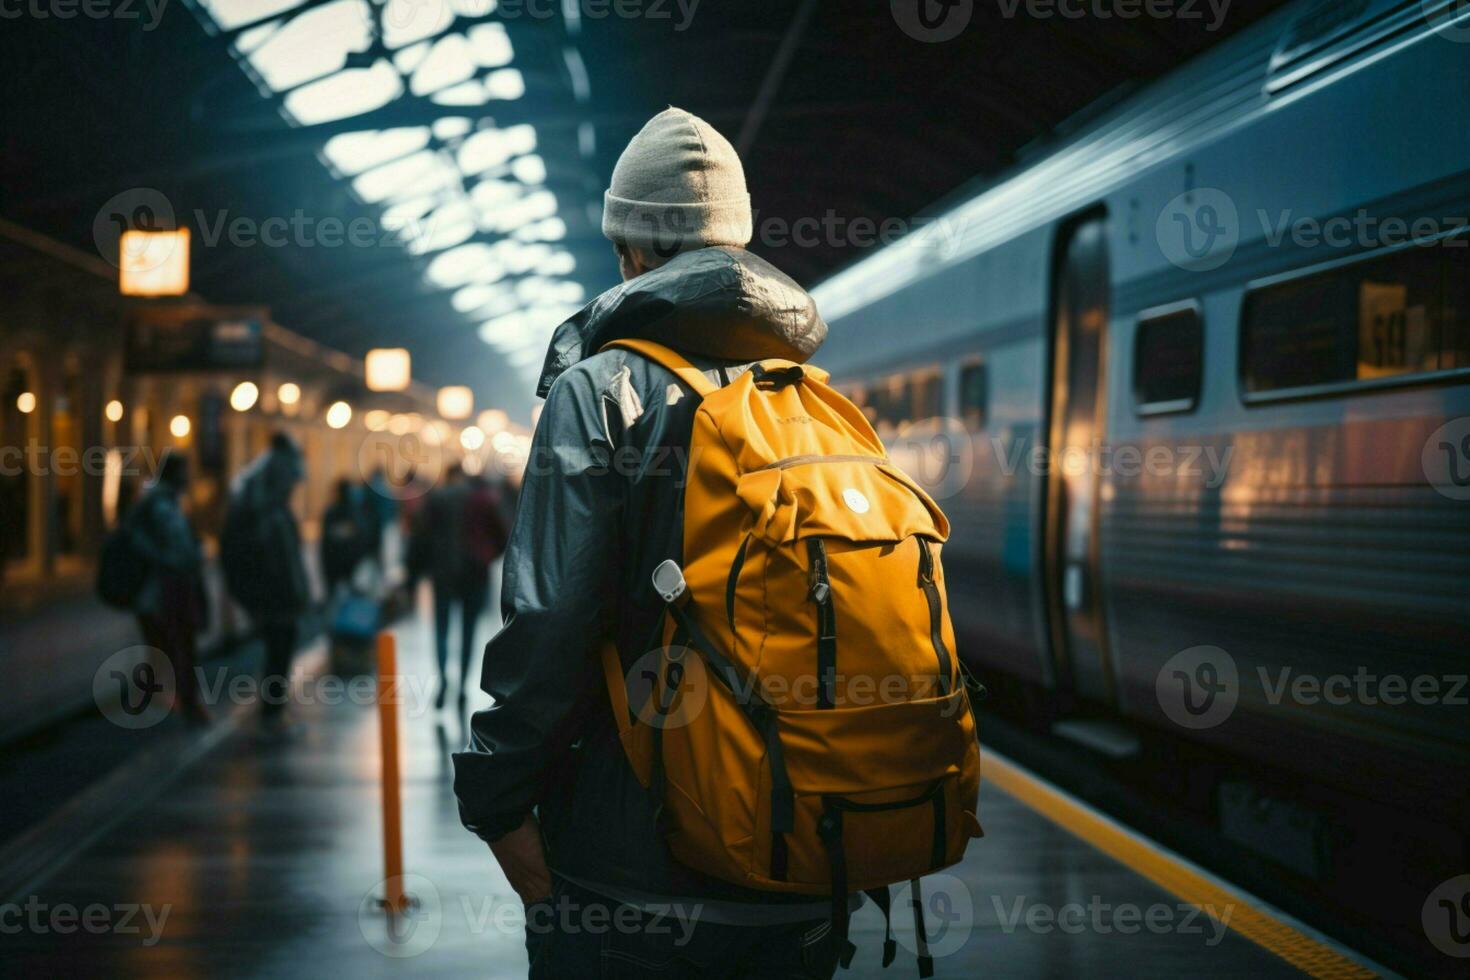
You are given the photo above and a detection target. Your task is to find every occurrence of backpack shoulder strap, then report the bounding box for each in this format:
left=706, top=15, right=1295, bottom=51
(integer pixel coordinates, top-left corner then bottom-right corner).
left=602, top=339, right=719, bottom=397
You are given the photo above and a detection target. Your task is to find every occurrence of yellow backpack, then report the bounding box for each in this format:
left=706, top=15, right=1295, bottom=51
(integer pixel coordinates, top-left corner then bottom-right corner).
left=600, top=339, right=983, bottom=972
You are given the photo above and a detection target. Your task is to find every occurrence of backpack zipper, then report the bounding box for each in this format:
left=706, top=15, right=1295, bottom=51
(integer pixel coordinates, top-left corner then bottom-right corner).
left=917, top=538, right=953, bottom=697
left=752, top=453, right=887, bottom=472
left=808, top=538, right=837, bottom=709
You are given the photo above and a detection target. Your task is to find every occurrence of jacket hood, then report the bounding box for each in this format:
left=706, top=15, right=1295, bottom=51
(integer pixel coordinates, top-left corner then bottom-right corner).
left=536, top=246, right=827, bottom=397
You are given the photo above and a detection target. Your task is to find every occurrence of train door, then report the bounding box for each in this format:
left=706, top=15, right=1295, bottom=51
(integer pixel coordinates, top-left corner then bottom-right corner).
left=1043, top=215, right=1114, bottom=703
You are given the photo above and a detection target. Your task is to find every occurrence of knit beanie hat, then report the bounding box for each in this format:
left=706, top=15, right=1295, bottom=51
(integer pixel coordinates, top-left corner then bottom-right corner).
left=602, top=107, right=753, bottom=256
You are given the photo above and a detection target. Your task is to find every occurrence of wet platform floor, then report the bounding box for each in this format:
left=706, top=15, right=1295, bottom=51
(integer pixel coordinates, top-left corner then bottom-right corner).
left=0, top=599, right=1369, bottom=979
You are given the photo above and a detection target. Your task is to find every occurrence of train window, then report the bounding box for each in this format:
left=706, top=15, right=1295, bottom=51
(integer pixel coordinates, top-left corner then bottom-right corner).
left=959, top=361, right=988, bottom=431
left=1134, top=306, right=1202, bottom=414
left=1445, top=243, right=1470, bottom=369
left=870, top=375, right=912, bottom=432
left=910, top=370, right=942, bottom=422
left=1241, top=239, right=1470, bottom=398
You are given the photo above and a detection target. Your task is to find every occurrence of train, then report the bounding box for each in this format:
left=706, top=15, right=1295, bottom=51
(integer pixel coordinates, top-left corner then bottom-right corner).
left=810, top=0, right=1470, bottom=932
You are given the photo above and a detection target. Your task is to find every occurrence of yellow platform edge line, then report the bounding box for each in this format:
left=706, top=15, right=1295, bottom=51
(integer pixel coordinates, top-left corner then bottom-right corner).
left=982, top=749, right=1381, bottom=980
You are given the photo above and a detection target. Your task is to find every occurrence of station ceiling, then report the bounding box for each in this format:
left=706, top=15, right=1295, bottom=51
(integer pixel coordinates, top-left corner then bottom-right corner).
left=0, top=0, right=1294, bottom=420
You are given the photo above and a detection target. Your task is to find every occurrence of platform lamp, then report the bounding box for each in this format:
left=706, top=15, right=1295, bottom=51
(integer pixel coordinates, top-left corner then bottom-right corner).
left=437, top=385, right=473, bottom=421
left=118, top=228, right=190, bottom=297
left=366, top=348, right=411, bottom=392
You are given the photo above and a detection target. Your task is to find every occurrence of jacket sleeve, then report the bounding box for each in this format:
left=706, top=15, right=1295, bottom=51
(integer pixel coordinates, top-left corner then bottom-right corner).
left=453, top=366, right=622, bottom=843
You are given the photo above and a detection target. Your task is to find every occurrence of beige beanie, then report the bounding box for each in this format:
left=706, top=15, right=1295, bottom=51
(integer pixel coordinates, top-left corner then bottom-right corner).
left=602, top=107, right=753, bottom=256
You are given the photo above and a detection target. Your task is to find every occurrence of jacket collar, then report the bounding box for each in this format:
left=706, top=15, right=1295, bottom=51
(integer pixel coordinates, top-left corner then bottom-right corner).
left=537, top=246, right=828, bottom=397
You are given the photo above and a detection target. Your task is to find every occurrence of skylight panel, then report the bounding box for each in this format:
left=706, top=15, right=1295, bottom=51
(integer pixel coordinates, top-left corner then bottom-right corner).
left=411, top=33, right=478, bottom=97
left=484, top=68, right=526, bottom=101
left=469, top=23, right=514, bottom=67
left=199, top=0, right=304, bottom=31
left=537, top=251, right=577, bottom=276
left=427, top=244, right=502, bottom=288
left=392, top=40, right=431, bottom=74
left=380, top=194, right=439, bottom=232
left=433, top=117, right=473, bottom=140
left=234, top=22, right=281, bottom=54
left=453, top=284, right=505, bottom=313
left=510, top=154, right=546, bottom=184
left=380, top=0, right=455, bottom=49
left=246, top=0, right=373, bottom=93
left=284, top=61, right=403, bottom=125
left=431, top=81, right=491, bottom=107
left=323, top=127, right=431, bottom=177
left=487, top=190, right=558, bottom=233
left=512, top=217, right=567, bottom=243
left=469, top=178, right=520, bottom=217
left=352, top=150, right=457, bottom=204
left=458, top=127, right=535, bottom=174
left=406, top=200, right=477, bottom=254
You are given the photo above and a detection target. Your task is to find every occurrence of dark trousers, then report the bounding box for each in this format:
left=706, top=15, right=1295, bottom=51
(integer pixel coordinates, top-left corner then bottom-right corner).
left=138, top=613, right=202, bottom=717
left=525, top=878, right=840, bottom=980
left=259, top=621, right=297, bottom=716
left=432, top=576, right=487, bottom=688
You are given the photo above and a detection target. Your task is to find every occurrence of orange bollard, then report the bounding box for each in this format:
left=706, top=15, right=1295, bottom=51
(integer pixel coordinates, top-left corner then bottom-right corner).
left=376, top=631, right=406, bottom=915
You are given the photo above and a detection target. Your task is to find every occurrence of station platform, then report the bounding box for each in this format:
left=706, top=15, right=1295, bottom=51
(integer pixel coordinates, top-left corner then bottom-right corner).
left=0, top=597, right=1386, bottom=979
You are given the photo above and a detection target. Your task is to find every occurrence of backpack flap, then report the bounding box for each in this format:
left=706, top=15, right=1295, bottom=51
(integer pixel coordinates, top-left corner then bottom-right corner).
left=735, top=457, right=949, bottom=547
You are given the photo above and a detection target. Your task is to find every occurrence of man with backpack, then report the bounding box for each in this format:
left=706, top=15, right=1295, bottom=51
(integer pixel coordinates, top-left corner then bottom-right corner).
left=454, top=109, right=980, bottom=979
left=221, top=433, right=311, bottom=721
left=117, top=451, right=210, bottom=724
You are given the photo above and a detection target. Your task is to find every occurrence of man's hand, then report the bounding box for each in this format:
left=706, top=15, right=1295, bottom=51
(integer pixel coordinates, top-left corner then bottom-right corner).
left=489, top=814, right=553, bottom=905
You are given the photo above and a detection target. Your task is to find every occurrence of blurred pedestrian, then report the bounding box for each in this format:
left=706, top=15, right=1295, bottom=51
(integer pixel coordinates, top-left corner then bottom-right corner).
left=365, top=466, right=399, bottom=573
left=417, top=464, right=507, bottom=711
left=221, top=433, right=310, bottom=721
left=320, top=478, right=370, bottom=601
left=129, top=451, right=210, bottom=725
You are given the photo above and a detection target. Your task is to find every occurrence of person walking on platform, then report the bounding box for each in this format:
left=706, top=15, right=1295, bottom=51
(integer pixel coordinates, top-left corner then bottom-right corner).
left=222, top=433, right=310, bottom=722
left=129, top=451, right=210, bottom=725
left=454, top=109, right=852, bottom=979
left=320, top=477, right=371, bottom=601
left=418, top=464, right=508, bottom=711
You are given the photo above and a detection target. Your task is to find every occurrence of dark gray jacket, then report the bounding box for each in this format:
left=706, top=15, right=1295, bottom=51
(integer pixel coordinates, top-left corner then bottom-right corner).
left=453, top=246, right=827, bottom=901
